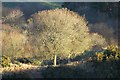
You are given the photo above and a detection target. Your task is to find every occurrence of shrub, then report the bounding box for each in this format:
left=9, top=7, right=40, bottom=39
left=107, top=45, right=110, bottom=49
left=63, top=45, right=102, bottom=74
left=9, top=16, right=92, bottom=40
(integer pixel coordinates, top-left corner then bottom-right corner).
left=16, top=58, right=32, bottom=64
left=16, top=57, right=42, bottom=66
left=11, top=60, right=21, bottom=66
left=96, top=52, right=104, bottom=61
left=95, top=45, right=120, bottom=61
left=41, top=60, right=53, bottom=66
left=105, top=45, right=120, bottom=60
left=29, top=58, right=42, bottom=66
left=1, top=55, right=11, bottom=67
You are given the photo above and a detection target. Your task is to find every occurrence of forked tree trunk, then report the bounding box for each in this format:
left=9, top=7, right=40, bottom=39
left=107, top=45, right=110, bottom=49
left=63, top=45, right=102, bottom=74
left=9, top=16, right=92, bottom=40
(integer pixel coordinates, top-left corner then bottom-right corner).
left=54, top=54, right=57, bottom=66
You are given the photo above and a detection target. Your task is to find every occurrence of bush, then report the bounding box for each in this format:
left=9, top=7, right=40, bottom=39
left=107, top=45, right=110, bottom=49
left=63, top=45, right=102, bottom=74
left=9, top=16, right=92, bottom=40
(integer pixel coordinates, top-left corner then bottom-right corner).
left=96, top=52, right=104, bottom=61
left=41, top=60, right=53, bottom=66
left=11, top=60, right=21, bottom=66
left=1, top=55, right=11, bottom=67
left=95, top=45, right=120, bottom=61
left=16, top=57, right=42, bottom=66
left=30, top=58, right=42, bottom=66
left=16, top=58, right=32, bottom=64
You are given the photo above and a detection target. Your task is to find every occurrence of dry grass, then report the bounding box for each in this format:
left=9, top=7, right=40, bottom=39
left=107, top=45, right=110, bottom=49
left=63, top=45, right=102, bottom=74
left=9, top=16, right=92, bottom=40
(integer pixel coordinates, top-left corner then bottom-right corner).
left=1, top=63, right=43, bottom=78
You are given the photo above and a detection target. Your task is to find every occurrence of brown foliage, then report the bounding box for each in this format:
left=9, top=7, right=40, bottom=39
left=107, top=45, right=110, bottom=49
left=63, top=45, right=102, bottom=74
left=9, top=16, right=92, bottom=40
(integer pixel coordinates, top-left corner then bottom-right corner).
left=2, top=24, right=27, bottom=58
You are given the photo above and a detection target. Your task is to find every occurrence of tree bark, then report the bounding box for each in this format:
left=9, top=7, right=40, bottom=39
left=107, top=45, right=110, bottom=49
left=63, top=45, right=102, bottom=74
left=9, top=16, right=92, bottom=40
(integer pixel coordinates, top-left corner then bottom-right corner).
left=68, top=53, right=71, bottom=63
left=54, top=54, right=57, bottom=66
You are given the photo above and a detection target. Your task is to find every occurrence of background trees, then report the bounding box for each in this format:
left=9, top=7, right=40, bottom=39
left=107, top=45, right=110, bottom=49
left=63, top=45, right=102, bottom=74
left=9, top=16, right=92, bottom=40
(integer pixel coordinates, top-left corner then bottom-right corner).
left=2, top=24, right=27, bottom=58
left=1, top=2, right=120, bottom=78
left=30, top=8, right=106, bottom=65
left=88, top=23, right=117, bottom=45
left=62, top=2, right=119, bottom=45
left=1, top=7, right=107, bottom=66
left=2, top=8, right=26, bottom=29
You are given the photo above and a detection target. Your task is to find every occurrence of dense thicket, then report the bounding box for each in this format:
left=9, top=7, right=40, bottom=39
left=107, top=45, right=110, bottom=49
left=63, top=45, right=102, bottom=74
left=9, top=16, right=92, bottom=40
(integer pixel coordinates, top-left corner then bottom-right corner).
left=1, top=24, right=28, bottom=58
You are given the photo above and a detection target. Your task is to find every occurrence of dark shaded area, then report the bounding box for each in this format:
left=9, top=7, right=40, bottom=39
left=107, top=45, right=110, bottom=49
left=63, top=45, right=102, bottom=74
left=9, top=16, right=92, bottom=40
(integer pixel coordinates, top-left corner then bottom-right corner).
left=41, top=60, right=120, bottom=78
left=36, top=58, right=68, bottom=66
left=71, top=51, right=95, bottom=62
left=3, top=60, right=120, bottom=78
left=41, top=49, right=120, bottom=78
left=2, top=66, right=44, bottom=79
left=2, top=71, right=30, bottom=79
left=42, top=65, right=86, bottom=78
left=2, top=50, right=120, bottom=79
left=41, top=51, right=94, bottom=66
left=62, top=2, right=119, bottom=44
left=2, top=2, right=62, bottom=19
left=62, top=2, right=119, bottom=23
left=16, top=58, right=33, bottom=64
left=62, top=2, right=119, bottom=22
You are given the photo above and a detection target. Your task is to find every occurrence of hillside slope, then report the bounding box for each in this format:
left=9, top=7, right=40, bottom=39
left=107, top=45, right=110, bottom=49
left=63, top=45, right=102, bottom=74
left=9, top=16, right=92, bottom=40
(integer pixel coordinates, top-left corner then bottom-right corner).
left=2, top=2, right=62, bottom=19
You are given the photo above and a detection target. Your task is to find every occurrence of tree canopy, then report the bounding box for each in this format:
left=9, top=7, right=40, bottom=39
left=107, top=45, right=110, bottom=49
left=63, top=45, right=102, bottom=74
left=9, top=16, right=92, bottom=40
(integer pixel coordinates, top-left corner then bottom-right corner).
left=30, top=8, right=106, bottom=60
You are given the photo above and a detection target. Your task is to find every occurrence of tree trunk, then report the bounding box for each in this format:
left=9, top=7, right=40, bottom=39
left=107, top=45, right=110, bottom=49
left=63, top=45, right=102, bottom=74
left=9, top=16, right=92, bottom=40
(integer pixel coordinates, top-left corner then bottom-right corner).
left=54, top=54, right=57, bottom=66
left=68, top=53, right=71, bottom=63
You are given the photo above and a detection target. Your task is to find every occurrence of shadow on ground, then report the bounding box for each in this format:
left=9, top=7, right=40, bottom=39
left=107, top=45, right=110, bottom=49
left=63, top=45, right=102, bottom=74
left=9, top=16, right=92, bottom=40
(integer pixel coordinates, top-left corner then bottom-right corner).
left=2, top=66, right=45, bottom=80
left=41, top=60, right=120, bottom=78
left=2, top=59, right=120, bottom=79
left=2, top=50, right=120, bottom=79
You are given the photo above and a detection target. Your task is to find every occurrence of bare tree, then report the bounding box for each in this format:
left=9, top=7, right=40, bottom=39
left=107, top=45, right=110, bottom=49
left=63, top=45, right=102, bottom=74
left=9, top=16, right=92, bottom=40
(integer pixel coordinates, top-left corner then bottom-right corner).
left=2, top=24, right=27, bottom=58
left=31, top=8, right=106, bottom=66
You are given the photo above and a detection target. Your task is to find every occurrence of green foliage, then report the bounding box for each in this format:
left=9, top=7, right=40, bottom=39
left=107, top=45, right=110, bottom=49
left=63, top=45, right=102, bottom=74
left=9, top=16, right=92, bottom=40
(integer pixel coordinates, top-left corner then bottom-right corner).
left=95, top=45, right=120, bottom=61
left=96, top=52, right=104, bottom=61
left=1, top=55, right=11, bottom=67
